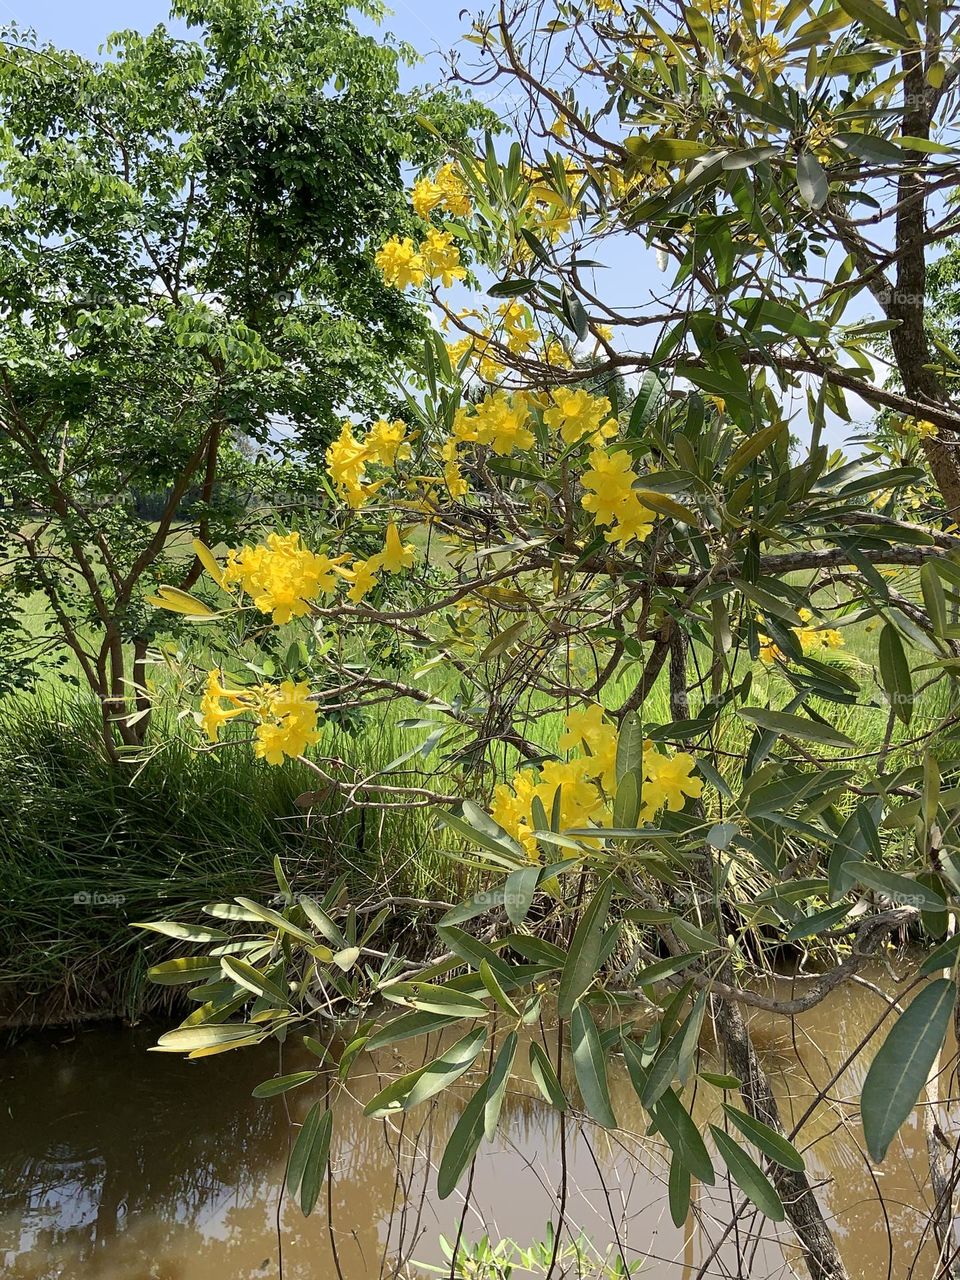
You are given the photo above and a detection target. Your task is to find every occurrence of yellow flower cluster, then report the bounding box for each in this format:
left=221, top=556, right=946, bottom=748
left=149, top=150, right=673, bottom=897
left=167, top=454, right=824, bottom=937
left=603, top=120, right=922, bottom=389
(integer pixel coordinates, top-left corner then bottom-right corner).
left=452, top=391, right=535, bottom=456
left=758, top=609, right=845, bottom=665
left=544, top=388, right=618, bottom=445
left=325, top=418, right=410, bottom=508
left=896, top=415, right=939, bottom=440
left=200, top=673, right=321, bottom=765
left=223, top=532, right=342, bottom=624
left=581, top=449, right=656, bottom=548
left=376, top=231, right=465, bottom=290
left=411, top=162, right=472, bottom=220
left=499, top=300, right=538, bottom=354
left=492, top=703, right=702, bottom=859
left=374, top=236, right=424, bottom=289
left=422, top=227, right=467, bottom=287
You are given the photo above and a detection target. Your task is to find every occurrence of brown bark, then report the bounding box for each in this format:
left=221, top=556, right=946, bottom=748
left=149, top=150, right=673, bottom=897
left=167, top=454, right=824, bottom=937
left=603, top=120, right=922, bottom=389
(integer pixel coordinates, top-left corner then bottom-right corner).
left=712, top=992, right=850, bottom=1280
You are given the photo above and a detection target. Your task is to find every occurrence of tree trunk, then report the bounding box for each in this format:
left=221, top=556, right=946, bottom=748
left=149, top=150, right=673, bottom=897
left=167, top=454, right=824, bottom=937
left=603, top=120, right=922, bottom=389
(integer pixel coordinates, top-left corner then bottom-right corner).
left=712, top=991, right=851, bottom=1280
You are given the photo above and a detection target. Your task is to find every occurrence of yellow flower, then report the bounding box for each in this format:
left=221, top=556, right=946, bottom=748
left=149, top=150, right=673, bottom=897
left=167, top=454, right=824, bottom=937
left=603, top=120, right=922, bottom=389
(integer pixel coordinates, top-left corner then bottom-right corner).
left=581, top=449, right=638, bottom=526
left=375, top=236, right=425, bottom=289
left=367, top=418, right=411, bottom=467
left=544, top=388, right=617, bottom=445
left=327, top=420, right=370, bottom=488
left=199, top=670, right=248, bottom=743
left=435, top=161, right=472, bottom=217
left=422, top=227, right=466, bottom=288
left=897, top=415, right=939, bottom=439
left=379, top=521, right=416, bottom=573
left=444, top=459, right=469, bottom=498
left=604, top=494, right=655, bottom=548
left=758, top=634, right=782, bottom=664
left=253, top=680, right=321, bottom=765
left=223, top=532, right=340, bottom=624
left=467, top=391, right=535, bottom=455
left=342, top=555, right=381, bottom=603
left=643, top=750, right=702, bottom=815
left=411, top=175, right=444, bottom=219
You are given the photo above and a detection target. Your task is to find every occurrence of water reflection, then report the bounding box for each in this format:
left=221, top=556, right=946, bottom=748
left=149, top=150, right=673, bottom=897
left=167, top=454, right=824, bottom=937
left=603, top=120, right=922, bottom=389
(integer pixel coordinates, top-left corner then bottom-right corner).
left=0, top=973, right=945, bottom=1279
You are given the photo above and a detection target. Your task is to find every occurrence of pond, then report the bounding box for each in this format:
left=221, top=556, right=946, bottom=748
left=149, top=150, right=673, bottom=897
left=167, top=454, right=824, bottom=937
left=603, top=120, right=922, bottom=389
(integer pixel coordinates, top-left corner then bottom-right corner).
left=0, top=971, right=943, bottom=1280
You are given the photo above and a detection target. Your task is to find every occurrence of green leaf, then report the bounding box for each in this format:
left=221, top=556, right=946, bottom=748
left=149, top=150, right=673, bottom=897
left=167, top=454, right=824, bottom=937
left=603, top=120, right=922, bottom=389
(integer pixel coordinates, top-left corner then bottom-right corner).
left=479, top=960, right=521, bottom=1019
left=288, top=1103, right=333, bottom=1216
left=299, top=895, right=347, bottom=948
left=847, top=864, right=945, bottom=911
left=252, top=1071, right=319, bottom=1099
left=710, top=1126, right=785, bottom=1221
left=484, top=1031, right=518, bottom=1141
left=797, top=149, right=828, bottom=208
left=921, top=561, right=948, bottom=637
left=861, top=979, right=956, bottom=1162
left=153, top=1023, right=265, bottom=1053
left=133, top=920, right=229, bottom=943
left=234, top=897, right=317, bottom=947
left=147, top=956, right=222, bottom=986
left=365, top=1009, right=461, bottom=1052
left=649, top=1089, right=715, bottom=1184
left=504, top=864, right=540, bottom=927
left=739, top=706, right=855, bottom=750
left=220, top=956, right=290, bottom=1007
left=380, top=980, right=488, bottom=1019
left=530, top=1041, right=567, bottom=1111
left=722, top=422, right=786, bottom=482
left=438, top=1081, right=489, bottom=1199
left=571, top=1003, right=617, bottom=1128
left=616, top=712, right=645, bottom=781
left=837, top=0, right=913, bottom=44
left=722, top=1105, right=805, bottom=1171
left=878, top=624, right=913, bottom=725
left=371, top=1027, right=488, bottom=1119
left=613, top=770, right=642, bottom=829
left=439, top=804, right=527, bottom=865
left=558, top=879, right=614, bottom=1018
left=668, top=1153, right=691, bottom=1227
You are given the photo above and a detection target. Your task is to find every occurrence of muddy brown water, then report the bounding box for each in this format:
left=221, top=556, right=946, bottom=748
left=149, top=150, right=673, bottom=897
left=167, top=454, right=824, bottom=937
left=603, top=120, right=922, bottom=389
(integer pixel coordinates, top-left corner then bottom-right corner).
left=0, top=971, right=947, bottom=1280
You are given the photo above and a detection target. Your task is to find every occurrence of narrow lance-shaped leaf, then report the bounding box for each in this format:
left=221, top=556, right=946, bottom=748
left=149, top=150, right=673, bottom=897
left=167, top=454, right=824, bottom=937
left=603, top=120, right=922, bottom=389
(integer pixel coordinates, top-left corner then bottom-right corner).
left=710, top=1126, right=785, bottom=1222
left=861, top=979, right=955, bottom=1163
left=558, top=879, right=614, bottom=1018
left=571, top=1003, right=617, bottom=1129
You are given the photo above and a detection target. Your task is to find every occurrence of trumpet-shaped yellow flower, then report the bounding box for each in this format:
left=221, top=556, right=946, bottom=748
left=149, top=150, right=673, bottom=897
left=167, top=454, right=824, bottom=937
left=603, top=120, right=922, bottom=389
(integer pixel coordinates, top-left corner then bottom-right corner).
left=470, top=391, right=536, bottom=455
left=544, top=388, right=617, bottom=445
left=581, top=449, right=638, bottom=526
left=366, top=418, right=411, bottom=467
left=604, top=494, right=655, bottom=548
left=254, top=680, right=321, bottom=765
left=422, top=228, right=466, bottom=288
left=342, top=556, right=381, bottom=603
left=375, top=236, right=425, bottom=289
left=379, top=521, right=416, bottom=574
left=435, top=161, right=472, bottom=217
left=411, top=176, right=444, bottom=219
left=223, top=532, right=340, bottom=624
left=643, top=750, right=703, bottom=815
left=199, top=670, right=248, bottom=743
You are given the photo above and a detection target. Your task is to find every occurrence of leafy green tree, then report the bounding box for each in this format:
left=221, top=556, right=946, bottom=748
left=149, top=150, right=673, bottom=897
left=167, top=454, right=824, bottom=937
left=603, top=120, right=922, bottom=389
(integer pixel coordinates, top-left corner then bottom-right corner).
left=0, top=0, right=485, bottom=751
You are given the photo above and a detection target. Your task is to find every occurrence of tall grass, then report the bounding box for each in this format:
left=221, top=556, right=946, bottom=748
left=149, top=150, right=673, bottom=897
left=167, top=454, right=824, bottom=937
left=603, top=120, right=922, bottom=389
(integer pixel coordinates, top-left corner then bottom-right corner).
left=0, top=694, right=456, bottom=1027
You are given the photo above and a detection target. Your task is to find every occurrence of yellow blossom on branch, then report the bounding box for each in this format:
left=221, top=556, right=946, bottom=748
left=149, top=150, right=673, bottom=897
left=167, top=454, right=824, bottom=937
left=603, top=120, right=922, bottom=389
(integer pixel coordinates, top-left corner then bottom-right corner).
left=422, top=227, right=466, bottom=288
left=544, top=388, right=617, bottom=445
left=379, top=521, right=416, bottom=573
left=375, top=236, right=425, bottom=289
left=223, top=532, right=342, bottom=624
